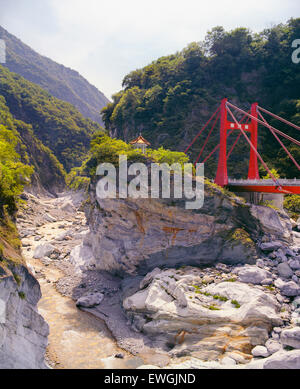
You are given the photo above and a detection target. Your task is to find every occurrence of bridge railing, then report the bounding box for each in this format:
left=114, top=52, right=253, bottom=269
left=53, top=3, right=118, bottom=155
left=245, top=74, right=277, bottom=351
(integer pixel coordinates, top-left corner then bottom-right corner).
left=228, top=178, right=300, bottom=186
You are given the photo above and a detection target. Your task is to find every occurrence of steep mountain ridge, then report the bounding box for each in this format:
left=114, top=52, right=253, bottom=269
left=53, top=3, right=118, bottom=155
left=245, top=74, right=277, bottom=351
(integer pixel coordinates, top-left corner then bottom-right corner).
left=0, top=25, right=109, bottom=125
left=0, top=65, right=104, bottom=172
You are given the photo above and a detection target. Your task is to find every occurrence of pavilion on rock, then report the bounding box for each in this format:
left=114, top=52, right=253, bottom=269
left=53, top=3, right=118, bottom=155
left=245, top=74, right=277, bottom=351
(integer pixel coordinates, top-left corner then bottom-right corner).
left=129, top=134, right=151, bottom=154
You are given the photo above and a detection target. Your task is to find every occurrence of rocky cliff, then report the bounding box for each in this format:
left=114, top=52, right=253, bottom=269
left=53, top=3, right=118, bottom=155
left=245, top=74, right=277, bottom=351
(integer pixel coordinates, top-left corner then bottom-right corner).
left=0, top=231, right=49, bottom=368
left=73, top=180, right=292, bottom=276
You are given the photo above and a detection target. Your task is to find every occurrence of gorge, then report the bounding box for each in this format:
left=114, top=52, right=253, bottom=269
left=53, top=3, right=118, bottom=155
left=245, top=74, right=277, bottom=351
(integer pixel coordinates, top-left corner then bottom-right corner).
left=0, top=19, right=300, bottom=370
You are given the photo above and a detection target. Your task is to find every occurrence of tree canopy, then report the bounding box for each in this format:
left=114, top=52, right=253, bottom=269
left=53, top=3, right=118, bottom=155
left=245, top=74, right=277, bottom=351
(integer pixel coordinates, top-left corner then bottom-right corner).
left=101, top=18, right=300, bottom=179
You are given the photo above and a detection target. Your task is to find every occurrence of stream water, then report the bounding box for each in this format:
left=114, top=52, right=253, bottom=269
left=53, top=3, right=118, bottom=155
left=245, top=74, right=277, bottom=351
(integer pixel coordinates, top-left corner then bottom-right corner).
left=18, top=194, right=144, bottom=369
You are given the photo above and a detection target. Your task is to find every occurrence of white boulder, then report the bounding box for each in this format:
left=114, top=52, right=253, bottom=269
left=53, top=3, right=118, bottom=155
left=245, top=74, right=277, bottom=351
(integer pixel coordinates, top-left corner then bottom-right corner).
left=140, top=267, right=162, bottom=289
left=260, top=241, right=283, bottom=252
left=265, top=339, right=282, bottom=354
left=277, top=263, right=293, bottom=279
left=263, top=350, right=300, bottom=369
left=220, top=356, right=236, bottom=366
left=69, top=243, right=96, bottom=272
left=280, top=281, right=300, bottom=297
left=33, top=243, right=55, bottom=259
left=61, top=201, right=75, bottom=213
left=235, top=265, right=272, bottom=285
left=280, top=327, right=300, bottom=349
left=289, top=260, right=300, bottom=270
left=44, top=213, right=56, bottom=223
left=251, top=345, right=270, bottom=357
left=76, top=293, right=104, bottom=308
left=55, top=230, right=72, bottom=241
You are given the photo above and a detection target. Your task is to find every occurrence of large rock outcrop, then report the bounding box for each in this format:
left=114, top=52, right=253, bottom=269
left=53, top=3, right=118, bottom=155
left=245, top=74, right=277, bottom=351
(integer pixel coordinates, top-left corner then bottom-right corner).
left=122, top=267, right=282, bottom=362
left=75, top=180, right=292, bottom=276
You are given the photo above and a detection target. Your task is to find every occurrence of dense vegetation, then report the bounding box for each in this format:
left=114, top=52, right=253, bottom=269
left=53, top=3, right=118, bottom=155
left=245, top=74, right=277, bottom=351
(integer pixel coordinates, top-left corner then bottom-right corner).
left=0, top=116, right=32, bottom=214
left=67, top=131, right=189, bottom=190
left=0, top=25, right=109, bottom=124
left=0, top=95, right=65, bottom=204
left=102, top=18, right=300, bottom=180
left=0, top=95, right=32, bottom=265
left=0, top=65, right=105, bottom=171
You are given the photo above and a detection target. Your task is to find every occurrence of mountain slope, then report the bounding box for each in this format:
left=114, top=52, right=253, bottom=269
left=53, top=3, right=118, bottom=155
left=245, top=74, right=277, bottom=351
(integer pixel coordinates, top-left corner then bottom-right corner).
left=102, top=18, right=300, bottom=179
left=0, top=25, right=109, bottom=125
left=0, top=65, right=104, bottom=172
left=0, top=95, right=65, bottom=195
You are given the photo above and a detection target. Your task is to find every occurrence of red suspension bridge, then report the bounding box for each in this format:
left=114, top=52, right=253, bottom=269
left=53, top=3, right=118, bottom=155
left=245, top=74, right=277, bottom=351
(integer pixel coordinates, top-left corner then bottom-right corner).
left=184, top=98, right=300, bottom=195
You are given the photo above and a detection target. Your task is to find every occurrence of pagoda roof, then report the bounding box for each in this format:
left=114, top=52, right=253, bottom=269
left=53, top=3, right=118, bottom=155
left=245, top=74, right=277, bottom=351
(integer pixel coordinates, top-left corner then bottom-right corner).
left=129, top=135, right=151, bottom=146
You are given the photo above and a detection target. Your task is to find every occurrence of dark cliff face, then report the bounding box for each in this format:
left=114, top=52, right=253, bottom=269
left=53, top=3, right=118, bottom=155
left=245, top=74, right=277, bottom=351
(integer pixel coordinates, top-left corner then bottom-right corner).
left=15, top=121, right=66, bottom=194
left=0, top=25, right=109, bottom=125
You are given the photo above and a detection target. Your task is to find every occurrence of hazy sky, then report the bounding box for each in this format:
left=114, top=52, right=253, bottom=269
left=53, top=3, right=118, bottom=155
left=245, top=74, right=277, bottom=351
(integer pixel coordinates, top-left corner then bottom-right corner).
left=0, top=0, right=299, bottom=98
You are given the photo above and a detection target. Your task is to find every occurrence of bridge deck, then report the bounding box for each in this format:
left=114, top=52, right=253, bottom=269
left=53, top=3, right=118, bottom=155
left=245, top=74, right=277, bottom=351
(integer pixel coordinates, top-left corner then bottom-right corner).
left=227, top=179, right=300, bottom=194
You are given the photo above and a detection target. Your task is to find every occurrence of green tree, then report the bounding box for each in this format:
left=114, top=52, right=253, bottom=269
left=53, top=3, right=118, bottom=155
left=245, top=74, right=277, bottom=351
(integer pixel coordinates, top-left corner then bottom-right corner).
left=0, top=125, right=33, bottom=214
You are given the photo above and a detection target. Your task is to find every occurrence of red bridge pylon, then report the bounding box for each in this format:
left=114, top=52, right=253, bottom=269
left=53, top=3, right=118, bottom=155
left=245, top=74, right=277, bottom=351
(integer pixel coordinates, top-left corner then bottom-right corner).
left=215, top=98, right=259, bottom=186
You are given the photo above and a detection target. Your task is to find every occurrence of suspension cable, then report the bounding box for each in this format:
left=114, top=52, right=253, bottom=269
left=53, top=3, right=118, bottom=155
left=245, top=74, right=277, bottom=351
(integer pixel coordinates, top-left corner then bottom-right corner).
left=200, top=111, right=250, bottom=163
left=226, top=105, right=280, bottom=186
left=258, top=106, right=300, bottom=132
left=257, top=110, right=300, bottom=171
left=184, top=106, right=220, bottom=153
left=227, top=111, right=250, bottom=159
left=194, top=111, right=220, bottom=164
left=227, top=101, right=300, bottom=147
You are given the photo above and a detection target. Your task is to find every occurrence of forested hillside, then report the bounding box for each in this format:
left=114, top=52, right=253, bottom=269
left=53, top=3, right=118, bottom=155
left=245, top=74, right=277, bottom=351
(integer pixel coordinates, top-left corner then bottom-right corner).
left=0, top=95, right=65, bottom=198
left=0, top=25, right=109, bottom=125
left=0, top=65, right=104, bottom=171
left=102, top=18, right=300, bottom=179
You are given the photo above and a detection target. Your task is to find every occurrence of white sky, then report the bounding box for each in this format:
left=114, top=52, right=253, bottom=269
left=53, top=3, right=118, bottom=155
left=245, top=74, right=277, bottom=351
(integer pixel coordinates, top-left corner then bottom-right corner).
left=0, top=0, right=299, bottom=98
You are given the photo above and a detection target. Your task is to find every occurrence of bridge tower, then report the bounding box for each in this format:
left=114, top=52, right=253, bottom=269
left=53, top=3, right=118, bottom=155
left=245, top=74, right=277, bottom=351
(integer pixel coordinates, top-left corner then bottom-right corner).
left=248, top=102, right=259, bottom=180
left=215, top=98, right=259, bottom=186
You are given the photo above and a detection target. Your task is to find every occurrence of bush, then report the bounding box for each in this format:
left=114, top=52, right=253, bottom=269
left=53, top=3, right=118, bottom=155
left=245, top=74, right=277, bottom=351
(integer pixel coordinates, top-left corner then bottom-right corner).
left=66, top=168, right=90, bottom=192
left=262, top=168, right=280, bottom=180
left=146, top=147, right=189, bottom=166
left=284, top=195, right=300, bottom=219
